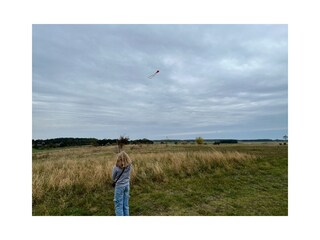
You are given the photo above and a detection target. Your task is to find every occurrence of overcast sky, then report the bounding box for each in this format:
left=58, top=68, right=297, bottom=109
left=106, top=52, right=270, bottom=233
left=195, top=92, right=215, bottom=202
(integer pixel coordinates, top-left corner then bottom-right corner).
left=32, top=24, right=287, bottom=140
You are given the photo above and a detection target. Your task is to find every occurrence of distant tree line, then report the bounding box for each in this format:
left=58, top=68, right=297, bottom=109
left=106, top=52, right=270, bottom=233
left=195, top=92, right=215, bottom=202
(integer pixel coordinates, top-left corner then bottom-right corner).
left=214, top=139, right=238, bottom=144
left=32, top=137, right=153, bottom=149
left=130, top=138, right=153, bottom=145
left=32, top=138, right=97, bottom=148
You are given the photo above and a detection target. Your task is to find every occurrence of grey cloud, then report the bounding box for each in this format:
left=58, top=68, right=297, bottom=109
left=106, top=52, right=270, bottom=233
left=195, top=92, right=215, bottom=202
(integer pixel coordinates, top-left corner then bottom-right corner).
left=33, top=24, right=287, bottom=140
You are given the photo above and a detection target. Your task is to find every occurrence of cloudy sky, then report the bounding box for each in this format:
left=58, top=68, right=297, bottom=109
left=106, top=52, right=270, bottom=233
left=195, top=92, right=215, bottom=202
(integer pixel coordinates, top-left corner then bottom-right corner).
left=32, top=24, right=287, bottom=140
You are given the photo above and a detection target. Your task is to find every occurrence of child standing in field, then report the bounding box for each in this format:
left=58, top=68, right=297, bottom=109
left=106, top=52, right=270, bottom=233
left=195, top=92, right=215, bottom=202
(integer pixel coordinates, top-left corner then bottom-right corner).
left=112, top=151, right=132, bottom=216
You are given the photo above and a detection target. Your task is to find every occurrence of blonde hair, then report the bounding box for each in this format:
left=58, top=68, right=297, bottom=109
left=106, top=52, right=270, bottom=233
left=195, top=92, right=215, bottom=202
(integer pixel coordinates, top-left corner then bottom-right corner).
left=116, top=151, right=132, bottom=168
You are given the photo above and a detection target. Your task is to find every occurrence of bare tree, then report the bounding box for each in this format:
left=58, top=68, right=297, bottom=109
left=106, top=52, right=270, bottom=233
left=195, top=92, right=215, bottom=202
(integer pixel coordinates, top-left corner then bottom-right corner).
left=117, top=135, right=129, bottom=153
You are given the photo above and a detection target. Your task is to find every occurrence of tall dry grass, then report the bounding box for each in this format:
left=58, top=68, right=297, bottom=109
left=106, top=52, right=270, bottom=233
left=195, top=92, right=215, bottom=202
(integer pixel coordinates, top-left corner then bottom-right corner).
left=32, top=146, right=256, bottom=201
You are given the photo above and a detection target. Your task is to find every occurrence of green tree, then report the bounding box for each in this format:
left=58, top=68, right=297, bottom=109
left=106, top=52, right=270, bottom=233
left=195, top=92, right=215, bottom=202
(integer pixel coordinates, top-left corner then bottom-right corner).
left=195, top=137, right=204, bottom=145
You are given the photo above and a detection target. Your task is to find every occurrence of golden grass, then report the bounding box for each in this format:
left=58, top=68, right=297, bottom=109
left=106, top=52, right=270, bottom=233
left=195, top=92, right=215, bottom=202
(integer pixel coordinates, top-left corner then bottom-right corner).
left=32, top=145, right=256, bottom=201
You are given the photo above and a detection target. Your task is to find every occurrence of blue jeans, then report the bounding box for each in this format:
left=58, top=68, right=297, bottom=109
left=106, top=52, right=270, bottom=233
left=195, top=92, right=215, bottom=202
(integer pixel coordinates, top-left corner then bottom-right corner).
left=114, top=185, right=130, bottom=216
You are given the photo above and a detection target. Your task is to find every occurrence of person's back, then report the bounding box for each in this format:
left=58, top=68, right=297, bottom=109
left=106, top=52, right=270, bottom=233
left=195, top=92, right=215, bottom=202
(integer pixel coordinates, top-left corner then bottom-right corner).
left=112, top=163, right=132, bottom=187
left=112, top=151, right=132, bottom=216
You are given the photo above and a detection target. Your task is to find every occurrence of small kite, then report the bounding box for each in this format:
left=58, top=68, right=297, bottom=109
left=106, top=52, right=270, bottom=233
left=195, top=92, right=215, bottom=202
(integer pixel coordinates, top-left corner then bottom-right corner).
left=148, top=70, right=160, bottom=79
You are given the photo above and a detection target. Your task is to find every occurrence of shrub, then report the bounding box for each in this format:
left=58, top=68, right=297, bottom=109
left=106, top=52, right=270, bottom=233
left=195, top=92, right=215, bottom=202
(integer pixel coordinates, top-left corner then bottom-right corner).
left=195, top=137, right=204, bottom=145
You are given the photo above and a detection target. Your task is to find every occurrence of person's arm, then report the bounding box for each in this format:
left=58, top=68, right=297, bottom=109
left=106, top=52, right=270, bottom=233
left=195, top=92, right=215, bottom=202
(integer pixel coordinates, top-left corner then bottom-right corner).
left=112, top=166, right=118, bottom=181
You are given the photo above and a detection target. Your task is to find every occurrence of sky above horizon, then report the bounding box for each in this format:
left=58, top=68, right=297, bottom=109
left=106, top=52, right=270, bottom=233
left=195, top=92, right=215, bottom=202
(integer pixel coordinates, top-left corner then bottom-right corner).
left=32, top=24, right=288, bottom=140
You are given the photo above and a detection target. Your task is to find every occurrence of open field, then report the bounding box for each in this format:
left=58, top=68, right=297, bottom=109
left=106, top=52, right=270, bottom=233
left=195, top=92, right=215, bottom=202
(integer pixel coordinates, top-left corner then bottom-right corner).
left=32, top=143, right=288, bottom=216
